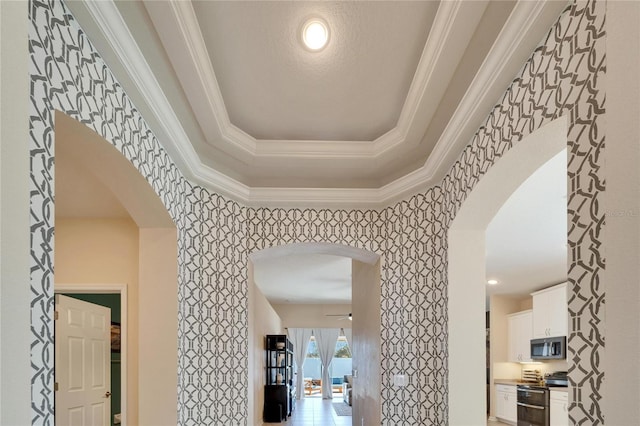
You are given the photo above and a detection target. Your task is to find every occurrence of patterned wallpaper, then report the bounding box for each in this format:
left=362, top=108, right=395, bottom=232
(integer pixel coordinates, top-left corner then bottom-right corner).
left=249, top=1, right=606, bottom=423
left=27, top=0, right=604, bottom=425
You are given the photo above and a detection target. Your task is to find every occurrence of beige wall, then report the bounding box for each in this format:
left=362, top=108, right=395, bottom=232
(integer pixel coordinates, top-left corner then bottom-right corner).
left=0, top=1, right=30, bottom=424
left=604, top=2, right=640, bottom=424
left=489, top=295, right=526, bottom=418
left=490, top=296, right=528, bottom=365
left=523, top=360, right=568, bottom=377
left=138, top=228, right=178, bottom=426
left=248, top=263, right=283, bottom=426
left=351, top=260, right=381, bottom=426
left=56, top=219, right=178, bottom=426
left=519, top=298, right=533, bottom=311
left=271, top=303, right=352, bottom=329
left=55, top=218, right=140, bottom=425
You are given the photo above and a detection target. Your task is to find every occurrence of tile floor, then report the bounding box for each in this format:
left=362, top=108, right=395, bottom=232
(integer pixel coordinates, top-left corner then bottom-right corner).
left=263, top=396, right=352, bottom=426
left=262, top=397, right=510, bottom=426
left=486, top=418, right=512, bottom=425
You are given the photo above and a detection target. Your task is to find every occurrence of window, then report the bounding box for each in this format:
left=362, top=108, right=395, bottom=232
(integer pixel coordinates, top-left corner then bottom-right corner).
left=306, top=338, right=319, bottom=358
left=303, top=336, right=352, bottom=384
left=305, top=336, right=351, bottom=358
left=334, top=336, right=351, bottom=358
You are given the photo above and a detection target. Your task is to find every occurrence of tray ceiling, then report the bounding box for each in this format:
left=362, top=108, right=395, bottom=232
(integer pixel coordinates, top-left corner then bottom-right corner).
left=66, top=0, right=567, bottom=207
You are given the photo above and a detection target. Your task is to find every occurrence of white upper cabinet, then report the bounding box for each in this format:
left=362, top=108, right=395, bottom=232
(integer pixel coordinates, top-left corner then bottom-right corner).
left=532, top=282, right=568, bottom=338
left=508, top=310, right=533, bottom=362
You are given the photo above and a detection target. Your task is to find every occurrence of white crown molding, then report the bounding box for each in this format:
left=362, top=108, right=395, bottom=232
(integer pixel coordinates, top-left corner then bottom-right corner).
left=244, top=1, right=563, bottom=208
left=421, top=0, right=561, bottom=181
left=80, top=2, right=195, bottom=175
left=81, top=0, right=562, bottom=208
left=83, top=0, right=250, bottom=201
left=158, top=0, right=484, bottom=159
left=246, top=187, right=383, bottom=209
left=168, top=1, right=254, bottom=155
left=375, top=0, right=557, bottom=196
left=383, top=0, right=486, bottom=155
left=393, top=1, right=466, bottom=137
left=253, top=139, right=374, bottom=158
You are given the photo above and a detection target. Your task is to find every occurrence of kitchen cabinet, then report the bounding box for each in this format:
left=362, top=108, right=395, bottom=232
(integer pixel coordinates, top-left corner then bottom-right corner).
left=508, top=310, right=533, bottom=362
left=550, top=390, right=569, bottom=425
left=495, top=384, right=517, bottom=424
left=532, top=282, right=568, bottom=338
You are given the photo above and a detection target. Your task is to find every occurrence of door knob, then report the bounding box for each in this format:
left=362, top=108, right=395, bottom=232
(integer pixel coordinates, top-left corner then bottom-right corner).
left=104, top=391, right=112, bottom=398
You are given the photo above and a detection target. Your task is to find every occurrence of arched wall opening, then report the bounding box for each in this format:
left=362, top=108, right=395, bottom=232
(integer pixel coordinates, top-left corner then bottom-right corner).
left=448, top=117, right=567, bottom=425
left=53, top=112, right=178, bottom=426
left=248, top=242, right=382, bottom=426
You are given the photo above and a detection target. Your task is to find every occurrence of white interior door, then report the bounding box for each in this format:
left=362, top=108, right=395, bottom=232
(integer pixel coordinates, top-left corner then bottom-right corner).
left=55, top=294, right=111, bottom=426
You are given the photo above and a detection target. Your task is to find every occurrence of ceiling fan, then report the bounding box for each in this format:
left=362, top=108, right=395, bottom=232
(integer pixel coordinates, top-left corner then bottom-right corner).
left=325, top=313, right=352, bottom=321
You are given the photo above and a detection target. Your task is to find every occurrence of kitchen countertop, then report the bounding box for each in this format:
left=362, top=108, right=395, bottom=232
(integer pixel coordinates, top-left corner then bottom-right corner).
left=548, top=386, right=569, bottom=393
left=494, top=379, right=526, bottom=386
left=493, top=379, right=569, bottom=392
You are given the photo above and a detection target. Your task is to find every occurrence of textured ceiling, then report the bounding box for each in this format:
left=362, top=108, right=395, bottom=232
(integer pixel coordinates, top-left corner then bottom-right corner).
left=62, top=0, right=571, bottom=204
left=142, top=0, right=515, bottom=191
left=192, top=1, right=437, bottom=142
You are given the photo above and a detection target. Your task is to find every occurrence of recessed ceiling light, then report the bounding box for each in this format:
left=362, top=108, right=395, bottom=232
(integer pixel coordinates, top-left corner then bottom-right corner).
left=487, top=279, right=499, bottom=285
left=301, top=18, right=330, bottom=51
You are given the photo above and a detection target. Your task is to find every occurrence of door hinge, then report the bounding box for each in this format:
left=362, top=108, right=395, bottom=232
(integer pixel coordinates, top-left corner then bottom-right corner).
left=54, top=382, right=59, bottom=392
left=54, top=311, right=59, bottom=320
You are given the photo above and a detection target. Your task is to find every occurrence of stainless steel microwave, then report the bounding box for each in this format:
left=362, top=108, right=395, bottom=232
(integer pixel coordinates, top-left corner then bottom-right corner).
left=531, top=336, right=566, bottom=360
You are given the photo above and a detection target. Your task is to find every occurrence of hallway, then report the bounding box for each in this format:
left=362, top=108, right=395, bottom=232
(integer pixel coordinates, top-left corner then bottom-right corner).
left=263, top=397, right=352, bottom=426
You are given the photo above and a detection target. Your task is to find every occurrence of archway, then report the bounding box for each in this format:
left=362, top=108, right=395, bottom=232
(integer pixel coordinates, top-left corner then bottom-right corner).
left=53, top=112, right=177, bottom=425
left=248, top=242, right=382, bottom=426
left=448, top=117, right=567, bottom=424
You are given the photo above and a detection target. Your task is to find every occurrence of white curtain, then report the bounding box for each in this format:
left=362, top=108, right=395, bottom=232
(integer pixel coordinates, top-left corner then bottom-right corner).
left=287, top=328, right=313, bottom=400
left=314, top=328, right=341, bottom=399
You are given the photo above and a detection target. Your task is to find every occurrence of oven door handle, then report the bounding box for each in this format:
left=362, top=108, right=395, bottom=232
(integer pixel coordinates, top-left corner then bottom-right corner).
left=517, top=389, right=546, bottom=394
left=517, top=402, right=545, bottom=410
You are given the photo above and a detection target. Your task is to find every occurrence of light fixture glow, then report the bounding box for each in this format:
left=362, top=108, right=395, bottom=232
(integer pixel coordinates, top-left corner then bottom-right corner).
left=302, top=18, right=329, bottom=51
left=487, top=279, right=499, bottom=285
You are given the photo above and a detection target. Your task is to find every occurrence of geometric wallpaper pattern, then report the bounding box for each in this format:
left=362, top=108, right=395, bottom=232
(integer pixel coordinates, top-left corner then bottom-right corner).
left=250, top=1, right=606, bottom=423
left=27, top=0, right=604, bottom=425
left=560, top=2, right=606, bottom=424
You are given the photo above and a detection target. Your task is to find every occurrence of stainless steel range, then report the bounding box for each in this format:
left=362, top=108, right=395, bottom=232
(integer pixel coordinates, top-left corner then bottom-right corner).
left=517, top=372, right=568, bottom=426
left=517, top=385, right=549, bottom=426
left=545, top=371, right=568, bottom=387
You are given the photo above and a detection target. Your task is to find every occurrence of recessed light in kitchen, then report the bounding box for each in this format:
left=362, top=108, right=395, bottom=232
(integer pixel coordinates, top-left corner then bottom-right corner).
left=487, top=279, right=499, bottom=285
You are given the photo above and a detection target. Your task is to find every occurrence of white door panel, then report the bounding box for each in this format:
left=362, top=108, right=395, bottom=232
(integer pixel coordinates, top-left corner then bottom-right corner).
left=68, top=407, right=84, bottom=426
left=56, top=295, right=111, bottom=426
